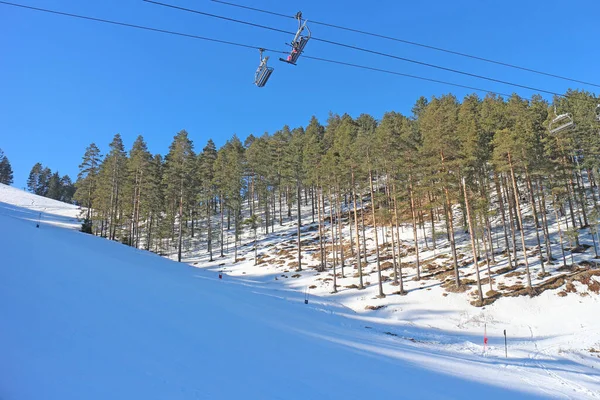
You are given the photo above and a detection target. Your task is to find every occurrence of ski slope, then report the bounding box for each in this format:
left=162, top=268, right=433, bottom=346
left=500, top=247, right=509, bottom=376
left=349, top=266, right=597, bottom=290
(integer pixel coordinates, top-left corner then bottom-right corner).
left=1, top=184, right=599, bottom=399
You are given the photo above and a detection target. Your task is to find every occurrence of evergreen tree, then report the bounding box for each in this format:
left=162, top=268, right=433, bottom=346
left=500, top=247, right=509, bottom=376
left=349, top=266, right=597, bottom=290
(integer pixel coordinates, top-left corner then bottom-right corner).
left=163, top=130, right=196, bottom=262
left=74, top=143, right=102, bottom=221
left=198, top=139, right=218, bottom=260
left=0, top=149, right=13, bottom=185
left=27, top=163, right=44, bottom=193
left=60, top=175, right=76, bottom=203
left=124, top=135, right=152, bottom=247
left=95, top=134, right=128, bottom=240
left=46, top=172, right=62, bottom=200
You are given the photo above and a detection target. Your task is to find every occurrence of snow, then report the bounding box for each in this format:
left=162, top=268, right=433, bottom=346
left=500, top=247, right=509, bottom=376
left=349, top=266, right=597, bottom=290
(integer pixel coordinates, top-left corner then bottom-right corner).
left=1, top=183, right=599, bottom=399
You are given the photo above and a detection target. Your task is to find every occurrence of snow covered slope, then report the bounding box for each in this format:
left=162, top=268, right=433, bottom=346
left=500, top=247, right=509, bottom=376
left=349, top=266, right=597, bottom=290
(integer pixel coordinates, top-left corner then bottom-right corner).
left=0, top=183, right=80, bottom=229
left=1, top=186, right=599, bottom=399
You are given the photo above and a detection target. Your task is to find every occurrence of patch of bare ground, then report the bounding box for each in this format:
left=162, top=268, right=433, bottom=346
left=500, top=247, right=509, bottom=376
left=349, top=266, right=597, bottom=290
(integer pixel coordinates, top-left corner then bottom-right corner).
left=380, top=261, right=394, bottom=271
left=567, top=244, right=591, bottom=253
left=365, top=305, right=386, bottom=311
left=505, top=270, right=524, bottom=278
left=483, top=268, right=600, bottom=304
left=441, top=280, right=469, bottom=293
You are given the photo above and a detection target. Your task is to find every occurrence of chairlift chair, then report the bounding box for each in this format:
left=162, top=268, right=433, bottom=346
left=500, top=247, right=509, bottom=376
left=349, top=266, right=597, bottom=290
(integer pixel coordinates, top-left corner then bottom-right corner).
left=596, top=104, right=600, bottom=122
left=549, top=106, right=575, bottom=134
left=254, top=49, right=274, bottom=88
left=279, top=11, right=311, bottom=65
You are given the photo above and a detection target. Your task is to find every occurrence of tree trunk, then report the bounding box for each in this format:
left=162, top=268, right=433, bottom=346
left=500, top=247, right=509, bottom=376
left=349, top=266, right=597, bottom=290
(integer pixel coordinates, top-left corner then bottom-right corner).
left=463, top=177, right=483, bottom=305
left=177, top=188, right=184, bottom=263
left=508, top=152, right=532, bottom=289
left=335, top=186, right=345, bottom=278
left=536, top=178, right=553, bottom=263
left=392, top=182, right=405, bottom=294
left=317, top=185, right=325, bottom=272
left=296, top=180, right=302, bottom=271
left=220, top=195, right=225, bottom=257
left=207, top=199, right=213, bottom=261
left=525, top=168, right=545, bottom=274
left=409, top=176, right=421, bottom=280
left=503, top=174, right=519, bottom=265
left=351, top=170, right=364, bottom=289
left=553, top=197, right=567, bottom=267
left=493, top=173, right=513, bottom=267
left=369, top=169, right=385, bottom=298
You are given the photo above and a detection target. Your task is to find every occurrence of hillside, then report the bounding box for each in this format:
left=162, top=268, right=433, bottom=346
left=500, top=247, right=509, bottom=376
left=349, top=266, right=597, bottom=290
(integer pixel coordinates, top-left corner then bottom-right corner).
left=1, top=187, right=600, bottom=398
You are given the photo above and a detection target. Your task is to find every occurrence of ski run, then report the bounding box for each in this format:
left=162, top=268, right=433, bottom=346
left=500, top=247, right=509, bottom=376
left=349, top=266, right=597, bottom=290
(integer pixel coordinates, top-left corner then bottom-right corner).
left=1, top=183, right=599, bottom=399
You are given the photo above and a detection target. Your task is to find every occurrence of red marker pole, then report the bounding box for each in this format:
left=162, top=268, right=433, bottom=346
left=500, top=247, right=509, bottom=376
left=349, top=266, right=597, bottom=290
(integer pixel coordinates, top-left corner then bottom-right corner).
left=484, top=323, right=488, bottom=354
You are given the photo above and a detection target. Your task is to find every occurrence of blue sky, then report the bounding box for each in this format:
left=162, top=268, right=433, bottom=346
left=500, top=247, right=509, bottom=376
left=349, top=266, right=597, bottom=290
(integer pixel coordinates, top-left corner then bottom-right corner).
left=1, top=0, right=598, bottom=189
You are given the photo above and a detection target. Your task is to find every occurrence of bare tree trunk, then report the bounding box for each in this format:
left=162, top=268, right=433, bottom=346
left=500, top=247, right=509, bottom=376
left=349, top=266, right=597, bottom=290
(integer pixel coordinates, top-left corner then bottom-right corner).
left=207, top=199, right=213, bottom=261
left=480, top=214, right=493, bottom=292
left=494, top=173, right=513, bottom=267
left=392, top=182, right=405, bottom=294
left=463, top=177, right=483, bottom=304
left=296, top=180, right=302, bottom=271
left=329, top=188, right=337, bottom=293
left=220, top=195, right=224, bottom=257
left=409, top=176, right=421, bottom=280
left=525, top=167, right=545, bottom=274
left=508, top=152, right=532, bottom=289
left=536, top=178, right=553, bottom=263
left=317, top=185, right=325, bottom=272
left=328, top=188, right=337, bottom=273
left=336, top=185, right=345, bottom=278
left=177, top=186, right=184, bottom=263
left=351, top=170, right=364, bottom=289
left=553, top=197, right=567, bottom=267
left=503, top=174, right=519, bottom=265
left=369, top=169, right=385, bottom=298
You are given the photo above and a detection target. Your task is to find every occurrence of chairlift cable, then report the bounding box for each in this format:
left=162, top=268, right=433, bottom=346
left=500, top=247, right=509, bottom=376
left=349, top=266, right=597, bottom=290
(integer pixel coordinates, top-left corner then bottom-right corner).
left=209, top=0, right=600, bottom=89
left=302, top=56, right=513, bottom=97
left=0, top=1, right=590, bottom=102
left=0, top=0, right=270, bottom=51
left=143, top=0, right=567, bottom=97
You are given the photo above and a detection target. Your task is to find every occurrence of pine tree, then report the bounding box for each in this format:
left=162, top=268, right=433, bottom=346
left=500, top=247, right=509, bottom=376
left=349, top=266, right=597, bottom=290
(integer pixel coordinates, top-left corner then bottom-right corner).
left=46, top=172, right=62, bottom=200
left=145, top=154, right=164, bottom=252
left=60, top=175, right=76, bottom=203
left=27, top=163, right=44, bottom=193
left=198, top=139, right=218, bottom=261
left=124, top=135, right=152, bottom=247
left=74, top=143, right=102, bottom=221
left=95, top=134, right=128, bottom=240
left=163, top=130, right=196, bottom=262
left=0, top=149, right=13, bottom=185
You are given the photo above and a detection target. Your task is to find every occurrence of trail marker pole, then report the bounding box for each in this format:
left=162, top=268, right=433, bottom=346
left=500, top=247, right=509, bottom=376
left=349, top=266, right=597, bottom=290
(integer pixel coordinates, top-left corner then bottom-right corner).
left=484, top=323, right=488, bottom=355
left=36, top=212, right=41, bottom=228
left=504, top=329, right=507, bottom=358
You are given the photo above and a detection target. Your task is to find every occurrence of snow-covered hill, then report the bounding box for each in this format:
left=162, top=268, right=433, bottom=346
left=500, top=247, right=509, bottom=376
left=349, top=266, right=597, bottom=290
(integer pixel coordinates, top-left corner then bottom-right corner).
left=0, top=183, right=80, bottom=229
left=1, top=185, right=599, bottom=399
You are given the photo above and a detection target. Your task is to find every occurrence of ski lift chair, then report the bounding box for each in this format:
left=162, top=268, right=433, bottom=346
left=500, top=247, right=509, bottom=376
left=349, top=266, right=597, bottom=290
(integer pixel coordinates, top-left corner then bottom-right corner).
left=596, top=104, right=600, bottom=122
left=549, top=107, right=575, bottom=134
left=254, top=49, right=274, bottom=87
left=279, top=12, right=311, bottom=65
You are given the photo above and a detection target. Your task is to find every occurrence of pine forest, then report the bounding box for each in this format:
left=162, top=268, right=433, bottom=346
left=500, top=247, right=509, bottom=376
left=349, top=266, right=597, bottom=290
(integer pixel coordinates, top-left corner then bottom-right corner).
left=72, top=90, right=600, bottom=306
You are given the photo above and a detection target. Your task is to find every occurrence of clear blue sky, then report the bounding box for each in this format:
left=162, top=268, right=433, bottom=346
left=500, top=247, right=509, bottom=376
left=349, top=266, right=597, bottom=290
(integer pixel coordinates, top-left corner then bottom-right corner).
left=1, top=0, right=598, bottom=189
